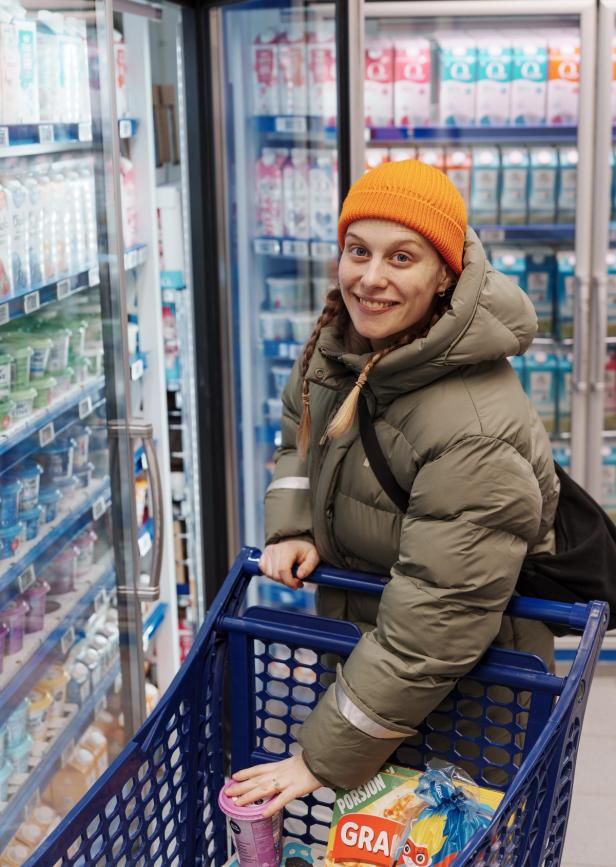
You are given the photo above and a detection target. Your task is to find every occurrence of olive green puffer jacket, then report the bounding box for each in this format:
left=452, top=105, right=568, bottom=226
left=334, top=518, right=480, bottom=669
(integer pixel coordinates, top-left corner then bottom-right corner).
left=264, top=228, right=560, bottom=789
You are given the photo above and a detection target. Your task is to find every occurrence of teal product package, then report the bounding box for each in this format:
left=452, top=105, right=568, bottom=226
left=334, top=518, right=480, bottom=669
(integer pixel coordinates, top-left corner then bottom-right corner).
left=526, top=247, right=556, bottom=335
left=556, top=250, right=576, bottom=339
left=526, top=351, right=558, bottom=434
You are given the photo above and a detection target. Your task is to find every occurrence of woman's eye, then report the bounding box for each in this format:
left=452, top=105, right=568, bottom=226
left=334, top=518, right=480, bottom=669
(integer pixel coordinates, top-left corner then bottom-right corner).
left=351, top=246, right=368, bottom=257
left=394, top=253, right=411, bottom=263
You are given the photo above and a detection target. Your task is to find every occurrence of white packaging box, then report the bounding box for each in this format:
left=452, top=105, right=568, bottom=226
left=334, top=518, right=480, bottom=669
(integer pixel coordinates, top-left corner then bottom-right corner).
left=278, top=24, right=308, bottom=116
left=252, top=28, right=280, bottom=116
left=393, top=38, right=432, bottom=127
left=470, top=146, right=500, bottom=224
left=510, top=35, right=548, bottom=125
left=445, top=147, right=472, bottom=210
left=528, top=146, right=558, bottom=224
left=546, top=32, right=580, bottom=125
left=437, top=34, right=477, bottom=126
left=417, top=146, right=445, bottom=170
left=475, top=36, right=513, bottom=126
left=156, top=184, right=185, bottom=273
left=255, top=148, right=284, bottom=237
left=282, top=148, right=310, bottom=238
left=307, top=20, right=337, bottom=125
left=0, top=16, right=39, bottom=125
left=500, top=146, right=529, bottom=225
left=309, top=150, right=337, bottom=241
left=365, top=38, right=394, bottom=127
left=557, top=146, right=577, bottom=224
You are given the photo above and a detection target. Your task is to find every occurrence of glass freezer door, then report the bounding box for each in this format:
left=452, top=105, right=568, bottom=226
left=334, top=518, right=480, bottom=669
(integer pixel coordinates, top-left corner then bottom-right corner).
left=0, top=0, right=163, bottom=856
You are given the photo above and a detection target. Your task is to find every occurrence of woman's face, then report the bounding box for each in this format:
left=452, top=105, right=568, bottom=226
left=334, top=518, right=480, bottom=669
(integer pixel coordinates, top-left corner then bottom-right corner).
left=338, top=219, right=453, bottom=350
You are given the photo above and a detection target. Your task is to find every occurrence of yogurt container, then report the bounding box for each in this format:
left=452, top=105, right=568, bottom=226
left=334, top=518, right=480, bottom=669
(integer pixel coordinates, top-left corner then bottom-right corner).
left=77, top=646, right=102, bottom=690
left=79, top=725, right=108, bottom=776
left=41, top=327, right=71, bottom=372
left=39, top=437, right=76, bottom=480
left=19, top=504, right=43, bottom=541
left=73, top=426, right=91, bottom=469
left=6, top=698, right=31, bottom=748
left=53, top=366, right=74, bottom=396
left=74, top=460, right=94, bottom=489
left=32, top=374, right=57, bottom=409
left=66, top=660, right=91, bottom=705
left=0, top=759, right=12, bottom=801
left=38, top=664, right=69, bottom=721
left=47, top=544, right=79, bottom=594
left=7, top=731, right=33, bottom=774
left=55, top=474, right=78, bottom=501
left=0, top=477, right=22, bottom=526
left=75, top=529, right=97, bottom=577
left=0, top=398, right=16, bottom=430
left=22, top=579, right=50, bottom=633
left=72, top=357, right=91, bottom=384
left=26, top=687, right=53, bottom=739
left=1, top=598, right=29, bottom=653
left=39, top=485, right=61, bottom=523
left=89, top=632, right=111, bottom=668
left=13, top=460, right=43, bottom=509
left=28, top=334, right=53, bottom=379
left=0, top=622, right=7, bottom=673
left=289, top=312, right=315, bottom=344
left=0, top=841, right=31, bottom=866
left=0, top=351, right=12, bottom=398
left=259, top=313, right=292, bottom=342
left=83, top=347, right=103, bottom=377
left=10, top=387, right=37, bottom=422
left=0, top=522, right=22, bottom=559
left=218, top=787, right=283, bottom=867
left=30, top=804, right=59, bottom=836
left=15, top=820, right=45, bottom=851
left=3, top=343, right=33, bottom=388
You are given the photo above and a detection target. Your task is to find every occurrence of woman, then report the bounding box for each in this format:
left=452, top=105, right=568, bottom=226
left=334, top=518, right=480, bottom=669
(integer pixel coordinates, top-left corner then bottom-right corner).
left=226, top=159, right=559, bottom=817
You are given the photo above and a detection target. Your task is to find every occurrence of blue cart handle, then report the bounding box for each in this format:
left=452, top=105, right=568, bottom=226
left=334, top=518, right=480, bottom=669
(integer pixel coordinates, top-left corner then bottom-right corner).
left=244, top=550, right=592, bottom=631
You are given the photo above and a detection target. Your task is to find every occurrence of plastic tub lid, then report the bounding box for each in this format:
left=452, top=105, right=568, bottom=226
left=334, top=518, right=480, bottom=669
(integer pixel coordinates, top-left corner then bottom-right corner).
left=18, top=460, right=43, bottom=477
left=39, top=486, right=61, bottom=503
left=0, top=398, right=16, bottom=416
left=10, top=387, right=37, bottom=401
left=38, top=665, right=69, bottom=689
left=0, top=476, right=22, bottom=494
left=27, top=335, right=53, bottom=350
left=3, top=343, right=34, bottom=358
left=0, top=521, right=23, bottom=539
left=54, top=476, right=78, bottom=490
left=22, top=578, right=50, bottom=598
left=0, top=351, right=13, bottom=364
left=18, top=504, right=43, bottom=521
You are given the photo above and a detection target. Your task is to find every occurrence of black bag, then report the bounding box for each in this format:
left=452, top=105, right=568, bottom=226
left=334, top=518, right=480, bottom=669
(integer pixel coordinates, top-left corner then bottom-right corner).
left=358, top=393, right=616, bottom=631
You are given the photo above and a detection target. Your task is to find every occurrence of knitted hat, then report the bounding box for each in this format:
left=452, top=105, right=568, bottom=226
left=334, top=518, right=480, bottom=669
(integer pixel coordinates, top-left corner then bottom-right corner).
left=338, top=159, right=467, bottom=274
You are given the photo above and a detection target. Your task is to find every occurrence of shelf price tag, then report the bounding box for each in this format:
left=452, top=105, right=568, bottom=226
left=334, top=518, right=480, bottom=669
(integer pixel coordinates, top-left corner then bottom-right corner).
left=24, top=290, right=40, bottom=314
left=0, top=303, right=9, bottom=327
left=92, top=495, right=108, bottom=521
left=254, top=238, right=280, bottom=256
left=61, top=738, right=76, bottom=767
left=56, top=278, right=72, bottom=300
left=282, top=240, right=309, bottom=258
left=479, top=228, right=506, bottom=244
left=78, top=122, right=92, bottom=142
left=311, top=241, right=337, bottom=260
left=94, top=588, right=107, bottom=612
left=17, top=565, right=35, bottom=594
left=275, top=116, right=307, bottom=134
left=131, top=358, right=144, bottom=380
left=39, top=422, right=55, bottom=447
left=138, top=531, right=152, bottom=557
left=88, top=266, right=100, bottom=287
left=60, top=625, right=75, bottom=656
left=0, top=127, right=9, bottom=147
left=119, top=119, right=132, bottom=139
left=38, top=124, right=54, bottom=144
left=79, top=396, right=93, bottom=419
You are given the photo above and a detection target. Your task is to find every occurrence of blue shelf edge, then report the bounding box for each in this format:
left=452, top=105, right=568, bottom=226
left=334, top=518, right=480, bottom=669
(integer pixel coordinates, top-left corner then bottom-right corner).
left=368, top=124, right=578, bottom=143
left=143, top=601, right=168, bottom=649
left=0, top=121, right=93, bottom=150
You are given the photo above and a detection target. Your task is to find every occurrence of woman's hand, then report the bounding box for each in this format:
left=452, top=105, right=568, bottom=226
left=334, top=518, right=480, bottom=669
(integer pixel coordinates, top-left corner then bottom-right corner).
left=225, top=754, right=321, bottom=818
left=259, top=540, right=320, bottom=590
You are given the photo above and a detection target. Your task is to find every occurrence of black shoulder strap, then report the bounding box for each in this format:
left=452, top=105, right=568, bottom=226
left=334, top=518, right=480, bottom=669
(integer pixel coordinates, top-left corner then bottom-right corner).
left=358, top=393, right=409, bottom=513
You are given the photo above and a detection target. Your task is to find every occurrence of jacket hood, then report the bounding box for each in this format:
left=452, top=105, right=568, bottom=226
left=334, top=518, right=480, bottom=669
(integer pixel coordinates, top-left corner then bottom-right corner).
left=312, top=227, right=537, bottom=404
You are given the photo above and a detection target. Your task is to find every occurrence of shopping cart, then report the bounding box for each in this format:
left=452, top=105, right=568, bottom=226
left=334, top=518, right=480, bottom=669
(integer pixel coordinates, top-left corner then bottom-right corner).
left=26, top=547, right=608, bottom=867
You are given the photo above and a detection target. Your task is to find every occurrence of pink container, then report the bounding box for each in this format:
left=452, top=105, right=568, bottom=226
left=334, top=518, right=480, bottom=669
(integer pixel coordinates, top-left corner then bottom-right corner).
left=22, top=580, right=51, bottom=634
left=0, top=621, right=8, bottom=673
left=46, top=545, right=80, bottom=594
left=1, top=599, right=30, bottom=655
left=218, top=786, right=283, bottom=867
left=75, top=529, right=97, bottom=578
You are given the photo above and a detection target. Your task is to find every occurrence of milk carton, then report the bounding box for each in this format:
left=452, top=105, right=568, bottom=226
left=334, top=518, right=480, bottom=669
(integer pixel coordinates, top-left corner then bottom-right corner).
left=114, top=31, right=128, bottom=118
left=0, top=186, right=13, bottom=299
left=417, top=146, right=445, bottom=171
left=4, top=177, right=30, bottom=292
left=365, top=148, right=389, bottom=171
left=252, top=28, right=280, bottom=116
left=60, top=18, right=81, bottom=123
left=0, top=10, right=38, bottom=124
left=279, top=24, right=308, bottom=116
left=547, top=33, right=580, bottom=125
left=470, top=146, right=500, bottom=224
left=309, top=150, right=337, bottom=241
left=0, top=14, right=19, bottom=124
left=74, top=18, right=90, bottom=122
left=23, top=174, right=44, bottom=287
left=437, top=35, right=477, bottom=126
left=307, top=20, right=336, bottom=126
left=491, top=247, right=526, bottom=292
left=36, top=171, right=57, bottom=281
left=607, top=251, right=616, bottom=337
left=500, top=147, right=529, bottom=224
left=556, top=250, right=575, bottom=339
left=50, top=168, right=72, bottom=275
left=389, top=147, right=416, bottom=162
left=66, top=169, right=86, bottom=270
left=528, top=146, right=558, bottom=224
left=79, top=164, right=98, bottom=265
left=282, top=148, right=310, bottom=238
left=393, top=38, right=432, bottom=127
left=526, top=248, right=555, bottom=335
left=37, top=12, right=63, bottom=123
left=365, top=39, right=394, bottom=127
left=526, top=351, right=558, bottom=433
left=557, top=146, right=577, bottom=224
left=511, top=35, right=548, bottom=125
left=119, top=158, right=137, bottom=249
left=445, top=148, right=472, bottom=211
left=256, top=148, right=284, bottom=237
left=557, top=350, right=573, bottom=434
left=475, top=36, right=512, bottom=126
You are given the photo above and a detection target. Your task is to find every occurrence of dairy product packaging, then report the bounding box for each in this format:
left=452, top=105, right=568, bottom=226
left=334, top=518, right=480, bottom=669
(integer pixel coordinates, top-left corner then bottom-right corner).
left=365, top=148, right=389, bottom=170
left=556, top=250, right=575, bottom=339
left=470, top=146, right=500, bottom=224
left=36, top=12, right=63, bottom=123
left=491, top=247, right=526, bottom=292
left=23, top=174, right=44, bottom=286
left=49, top=168, right=71, bottom=275
left=256, top=148, right=284, bottom=237
left=558, top=350, right=573, bottom=434
left=278, top=24, right=308, bottom=116
left=309, top=150, right=337, bottom=241
left=119, top=157, right=138, bottom=249
left=526, top=248, right=556, bottom=335
left=612, top=37, right=616, bottom=124
left=0, top=186, right=13, bottom=299
left=252, top=29, right=280, bottom=116
left=602, top=446, right=616, bottom=518
left=60, top=17, right=83, bottom=124
left=475, top=36, right=512, bottom=126
left=4, top=178, right=30, bottom=293
left=606, top=351, right=616, bottom=430
left=389, top=147, right=416, bottom=162
left=500, top=147, right=529, bottom=225
left=365, top=39, right=394, bottom=127
left=526, top=351, right=558, bottom=433
left=547, top=33, right=580, bottom=125
left=307, top=21, right=336, bottom=126
left=557, top=146, right=577, bottom=223
left=438, top=35, right=477, bottom=126
left=445, top=148, right=472, bottom=211
left=114, top=31, right=128, bottom=118
left=607, top=251, right=616, bottom=337
left=528, top=146, right=558, bottom=224
left=282, top=148, right=310, bottom=238
left=510, top=35, right=548, bottom=125
left=393, top=38, right=432, bottom=127
left=218, top=785, right=283, bottom=867
left=417, top=146, right=445, bottom=171
left=0, top=12, right=39, bottom=125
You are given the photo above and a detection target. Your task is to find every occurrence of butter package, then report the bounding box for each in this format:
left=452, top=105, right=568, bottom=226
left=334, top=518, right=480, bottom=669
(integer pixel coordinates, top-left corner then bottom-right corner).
left=325, top=763, right=502, bottom=867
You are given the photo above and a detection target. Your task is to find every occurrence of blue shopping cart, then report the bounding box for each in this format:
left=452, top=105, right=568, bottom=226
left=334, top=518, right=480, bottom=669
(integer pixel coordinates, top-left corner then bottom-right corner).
left=26, top=547, right=608, bottom=866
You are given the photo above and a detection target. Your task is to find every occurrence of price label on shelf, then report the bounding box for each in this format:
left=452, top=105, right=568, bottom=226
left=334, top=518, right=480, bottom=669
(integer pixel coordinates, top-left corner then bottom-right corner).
left=60, top=625, right=75, bottom=656
left=39, top=422, right=55, bottom=447
left=131, top=358, right=144, bottom=380
left=0, top=304, right=9, bottom=327
left=61, top=739, right=76, bottom=767
left=94, top=588, right=108, bottom=612
left=56, top=278, right=71, bottom=300
left=95, top=696, right=107, bottom=716
left=17, top=565, right=35, bottom=594
left=92, top=495, right=108, bottom=521
left=311, top=241, right=337, bottom=260
left=479, top=228, right=506, bottom=244
left=119, top=119, right=132, bottom=139
left=138, top=531, right=152, bottom=557
left=78, top=122, right=92, bottom=142
left=88, top=266, right=100, bottom=287
left=38, top=124, right=54, bottom=144
left=282, top=240, right=309, bottom=258
left=24, top=290, right=40, bottom=314
left=0, top=127, right=9, bottom=147
left=275, top=116, right=307, bottom=134
left=254, top=238, right=280, bottom=256
left=79, top=396, right=93, bottom=419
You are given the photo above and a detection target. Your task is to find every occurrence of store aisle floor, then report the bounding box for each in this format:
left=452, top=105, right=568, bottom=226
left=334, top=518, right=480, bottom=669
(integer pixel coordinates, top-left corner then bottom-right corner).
left=561, top=672, right=616, bottom=866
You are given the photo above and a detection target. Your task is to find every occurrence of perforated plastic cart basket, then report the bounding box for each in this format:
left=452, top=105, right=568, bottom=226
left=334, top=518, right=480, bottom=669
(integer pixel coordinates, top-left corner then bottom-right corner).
left=25, top=547, right=608, bottom=867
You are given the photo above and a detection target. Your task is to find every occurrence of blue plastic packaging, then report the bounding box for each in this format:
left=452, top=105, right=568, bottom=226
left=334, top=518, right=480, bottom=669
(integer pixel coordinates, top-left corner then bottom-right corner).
left=0, top=477, right=22, bottom=528
left=11, top=459, right=43, bottom=510
left=39, top=485, right=61, bottom=523
left=39, top=437, right=76, bottom=481
left=19, top=504, right=43, bottom=541
left=0, top=521, right=22, bottom=559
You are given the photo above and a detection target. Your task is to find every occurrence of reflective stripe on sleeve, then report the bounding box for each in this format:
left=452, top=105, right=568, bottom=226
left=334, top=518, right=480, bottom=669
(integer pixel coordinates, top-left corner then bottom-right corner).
left=335, top=681, right=409, bottom=740
left=266, top=476, right=310, bottom=493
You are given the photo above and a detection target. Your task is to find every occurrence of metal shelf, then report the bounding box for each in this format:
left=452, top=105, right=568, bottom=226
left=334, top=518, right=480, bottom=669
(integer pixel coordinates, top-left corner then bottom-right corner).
left=0, top=558, right=115, bottom=728
left=0, top=266, right=99, bottom=328
left=0, top=477, right=111, bottom=601
left=0, top=659, right=120, bottom=850
left=118, top=117, right=139, bottom=139
left=0, top=376, right=106, bottom=467
left=143, top=601, right=168, bottom=651
left=251, top=115, right=336, bottom=141
left=123, top=244, right=148, bottom=271
left=253, top=237, right=338, bottom=260
left=367, top=124, right=578, bottom=144
left=0, top=122, right=93, bottom=158
left=475, top=224, right=575, bottom=244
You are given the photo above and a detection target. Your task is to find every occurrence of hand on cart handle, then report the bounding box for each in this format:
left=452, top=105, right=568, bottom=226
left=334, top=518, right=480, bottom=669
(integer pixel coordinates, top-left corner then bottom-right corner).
left=226, top=753, right=321, bottom=818
left=259, top=540, right=321, bottom=589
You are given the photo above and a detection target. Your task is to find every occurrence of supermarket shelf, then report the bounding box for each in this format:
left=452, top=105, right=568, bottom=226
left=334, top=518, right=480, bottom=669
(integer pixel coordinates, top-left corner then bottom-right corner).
left=262, top=339, right=304, bottom=360
left=124, top=244, right=148, bottom=271
left=118, top=117, right=139, bottom=139
left=251, top=115, right=336, bottom=141
left=367, top=124, right=578, bottom=144
left=475, top=224, right=575, bottom=244
left=0, top=266, right=99, bottom=328
left=253, top=237, right=338, bottom=260
left=0, top=558, right=115, bottom=727
left=0, top=122, right=93, bottom=158
left=0, top=659, right=120, bottom=849
left=143, top=601, right=168, bottom=651
left=0, top=376, right=106, bottom=466
left=0, top=477, right=111, bottom=601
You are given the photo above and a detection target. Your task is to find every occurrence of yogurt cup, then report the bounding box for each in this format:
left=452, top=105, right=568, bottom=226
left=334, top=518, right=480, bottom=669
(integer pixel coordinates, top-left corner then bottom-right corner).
left=75, top=529, right=97, bottom=577
left=47, top=544, right=79, bottom=594
left=0, top=352, right=13, bottom=398
left=4, top=343, right=33, bottom=388
left=0, top=522, right=22, bottom=559
left=73, top=426, right=91, bottom=470
left=41, top=327, right=71, bottom=372
left=1, top=598, right=29, bottom=653
left=19, top=504, right=43, bottom=541
left=218, top=786, right=283, bottom=867
left=0, top=398, right=16, bottom=430
left=39, top=437, right=76, bottom=481
left=22, top=579, right=50, bottom=633
left=72, top=357, right=91, bottom=384
left=83, top=347, right=104, bottom=377
left=39, top=485, right=61, bottom=523
left=6, top=698, right=30, bottom=748
left=266, top=276, right=310, bottom=311
left=0, top=841, right=31, bottom=866
left=74, top=460, right=94, bottom=489
left=32, top=374, right=57, bottom=409
left=0, top=477, right=22, bottom=526
left=77, top=646, right=102, bottom=690
left=7, top=731, right=33, bottom=774
left=38, top=665, right=69, bottom=721
left=26, top=687, right=53, bottom=738
left=66, top=322, right=86, bottom=363
left=10, top=387, right=37, bottom=422
left=0, top=759, right=12, bottom=801
left=0, top=622, right=7, bottom=674
left=289, top=312, right=316, bottom=344
left=66, top=660, right=90, bottom=705
left=259, top=313, right=292, bottom=342
left=30, top=804, right=59, bottom=835
left=89, top=633, right=111, bottom=668
left=13, top=460, right=43, bottom=509
left=53, top=366, right=74, bottom=397
left=28, top=335, right=53, bottom=379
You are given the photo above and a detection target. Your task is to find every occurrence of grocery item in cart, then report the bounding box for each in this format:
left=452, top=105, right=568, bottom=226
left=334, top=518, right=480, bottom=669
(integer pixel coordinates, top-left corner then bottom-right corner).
left=307, top=20, right=336, bottom=127
left=218, top=785, right=283, bottom=867
left=224, top=840, right=327, bottom=867
left=252, top=28, right=280, bottom=116
left=393, top=38, right=431, bottom=127
left=511, top=35, right=548, bottom=125
left=22, top=578, right=50, bottom=633
left=546, top=33, right=580, bottom=125
left=475, top=36, right=513, bottom=126
left=278, top=24, right=308, bottom=116
left=365, top=39, right=394, bottom=127
left=437, top=35, right=477, bottom=126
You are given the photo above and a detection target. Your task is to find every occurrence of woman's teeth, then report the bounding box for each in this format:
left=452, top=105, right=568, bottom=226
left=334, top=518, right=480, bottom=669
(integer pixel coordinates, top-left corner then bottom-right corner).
left=358, top=297, right=396, bottom=310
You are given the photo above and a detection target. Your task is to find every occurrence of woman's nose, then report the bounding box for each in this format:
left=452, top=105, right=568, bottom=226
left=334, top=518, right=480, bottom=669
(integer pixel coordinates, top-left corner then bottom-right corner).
left=361, top=258, right=388, bottom=289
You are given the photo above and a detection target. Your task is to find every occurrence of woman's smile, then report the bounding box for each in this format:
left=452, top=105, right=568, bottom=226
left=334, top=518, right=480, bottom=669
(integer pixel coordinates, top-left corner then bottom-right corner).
left=353, top=293, right=399, bottom=313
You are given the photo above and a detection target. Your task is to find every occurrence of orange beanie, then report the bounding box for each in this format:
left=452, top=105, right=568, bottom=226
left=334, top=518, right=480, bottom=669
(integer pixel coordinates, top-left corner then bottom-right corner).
left=338, top=159, right=467, bottom=275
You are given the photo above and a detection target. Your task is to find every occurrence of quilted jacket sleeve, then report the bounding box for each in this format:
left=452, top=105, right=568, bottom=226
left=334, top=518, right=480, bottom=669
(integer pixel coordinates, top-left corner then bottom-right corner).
left=264, top=361, right=314, bottom=546
left=297, top=434, right=544, bottom=788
